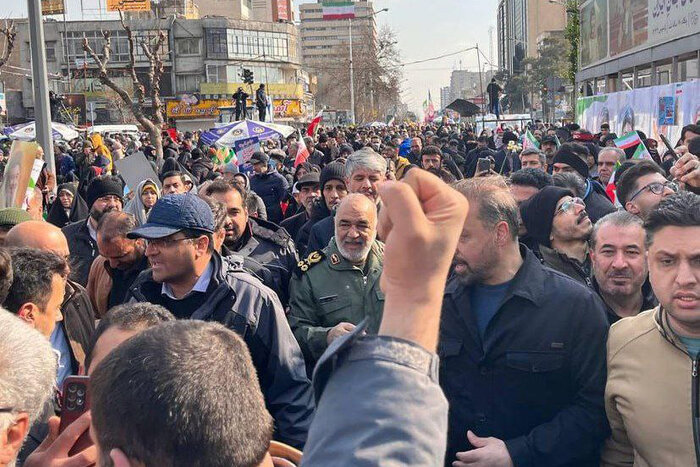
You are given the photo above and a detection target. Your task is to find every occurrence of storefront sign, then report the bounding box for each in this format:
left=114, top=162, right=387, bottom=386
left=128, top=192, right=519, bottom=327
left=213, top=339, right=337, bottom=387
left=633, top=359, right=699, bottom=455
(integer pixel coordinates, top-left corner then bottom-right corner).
left=106, top=0, right=151, bottom=12
left=166, top=99, right=230, bottom=119
left=41, top=0, right=65, bottom=15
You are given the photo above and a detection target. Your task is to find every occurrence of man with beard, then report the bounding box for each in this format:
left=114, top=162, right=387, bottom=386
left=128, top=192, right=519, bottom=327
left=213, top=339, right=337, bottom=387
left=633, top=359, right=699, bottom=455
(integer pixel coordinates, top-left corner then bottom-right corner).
left=520, top=186, right=594, bottom=287
left=306, top=148, right=386, bottom=253
left=205, top=179, right=297, bottom=305
left=540, top=135, right=558, bottom=171
left=440, top=176, right=609, bottom=467
left=281, top=173, right=321, bottom=243
left=289, top=193, right=384, bottom=366
left=590, top=211, right=657, bottom=325
left=62, top=176, right=123, bottom=286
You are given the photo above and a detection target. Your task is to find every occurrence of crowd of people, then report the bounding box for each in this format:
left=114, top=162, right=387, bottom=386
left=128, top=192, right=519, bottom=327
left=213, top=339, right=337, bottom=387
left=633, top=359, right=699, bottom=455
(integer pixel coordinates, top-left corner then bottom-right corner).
left=0, top=116, right=699, bottom=466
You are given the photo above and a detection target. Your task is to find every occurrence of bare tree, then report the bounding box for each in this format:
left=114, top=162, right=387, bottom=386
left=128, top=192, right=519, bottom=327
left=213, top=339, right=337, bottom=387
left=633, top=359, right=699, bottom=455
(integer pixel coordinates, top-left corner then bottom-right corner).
left=82, top=13, right=165, bottom=161
left=0, top=20, right=16, bottom=70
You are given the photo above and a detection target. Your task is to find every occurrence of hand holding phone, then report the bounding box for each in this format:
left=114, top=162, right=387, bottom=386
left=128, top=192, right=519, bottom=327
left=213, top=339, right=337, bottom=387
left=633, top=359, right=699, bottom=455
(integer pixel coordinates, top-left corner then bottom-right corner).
left=477, top=157, right=492, bottom=174
left=58, top=376, right=93, bottom=456
left=24, top=413, right=97, bottom=467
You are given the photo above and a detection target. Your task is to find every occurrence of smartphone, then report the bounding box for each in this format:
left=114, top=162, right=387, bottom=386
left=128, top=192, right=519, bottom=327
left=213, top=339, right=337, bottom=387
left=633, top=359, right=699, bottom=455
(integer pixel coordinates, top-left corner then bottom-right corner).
left=58, top=376, right=93, bottom=455
left=477, top=158, right=491, bottom=174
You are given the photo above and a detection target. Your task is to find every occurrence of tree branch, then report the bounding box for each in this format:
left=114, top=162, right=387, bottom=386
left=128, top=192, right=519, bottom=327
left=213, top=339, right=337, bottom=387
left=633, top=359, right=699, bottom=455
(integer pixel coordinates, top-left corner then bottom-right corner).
left=0, top=20, right=16, bottom=70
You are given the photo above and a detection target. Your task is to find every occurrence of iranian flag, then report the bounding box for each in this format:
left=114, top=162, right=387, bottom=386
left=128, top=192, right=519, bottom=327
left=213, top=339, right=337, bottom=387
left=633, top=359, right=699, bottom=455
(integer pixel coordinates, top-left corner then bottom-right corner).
left=613, top=131, right=643, bottom=149
left=631, top=141, right=653, bottom=161
left=306, top=110, right=324, bottom=137
left=322, top=1, right=355, bottom=20
left=522, top=130, right=540, bottom=150
left=605, top=160, right=622, bottom=204
left=294, top=131, right=310, bottom=167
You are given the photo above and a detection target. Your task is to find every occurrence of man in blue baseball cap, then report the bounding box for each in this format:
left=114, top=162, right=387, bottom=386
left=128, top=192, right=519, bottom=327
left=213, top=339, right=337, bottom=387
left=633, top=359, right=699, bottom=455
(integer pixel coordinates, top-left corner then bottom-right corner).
left=124, top=193, right=314, bottom=448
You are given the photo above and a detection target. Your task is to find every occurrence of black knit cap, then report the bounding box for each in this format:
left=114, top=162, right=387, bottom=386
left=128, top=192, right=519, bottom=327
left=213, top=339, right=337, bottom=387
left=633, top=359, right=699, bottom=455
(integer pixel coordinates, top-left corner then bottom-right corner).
left=519, top=186, right=573, bottom=248
left=320, top=162, right=346, bottom=190
left=552, top=143, right=590, bottom=179
left=86, top=176, right=123, bottom=209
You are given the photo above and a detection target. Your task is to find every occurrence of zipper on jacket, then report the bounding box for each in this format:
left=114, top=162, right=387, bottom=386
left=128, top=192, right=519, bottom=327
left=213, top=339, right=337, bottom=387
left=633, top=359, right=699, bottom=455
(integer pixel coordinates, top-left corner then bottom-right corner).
left=693, top=356, right=700, bottom=467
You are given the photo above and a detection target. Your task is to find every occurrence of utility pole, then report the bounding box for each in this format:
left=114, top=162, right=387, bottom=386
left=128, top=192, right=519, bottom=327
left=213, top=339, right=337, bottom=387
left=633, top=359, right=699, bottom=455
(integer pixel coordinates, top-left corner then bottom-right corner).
left=348, top=17, right=355, bottom=125
left=27, top=0, right=56, bottom=179
left=476, top=43, right=485, bottom=129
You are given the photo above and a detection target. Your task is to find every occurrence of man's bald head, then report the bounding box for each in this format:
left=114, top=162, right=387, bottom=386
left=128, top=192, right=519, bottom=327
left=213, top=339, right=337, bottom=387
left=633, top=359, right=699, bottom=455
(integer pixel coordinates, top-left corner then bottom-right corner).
left=334, top=193, right=378, bottom=263
left=5, top=221, right=70, bottom=258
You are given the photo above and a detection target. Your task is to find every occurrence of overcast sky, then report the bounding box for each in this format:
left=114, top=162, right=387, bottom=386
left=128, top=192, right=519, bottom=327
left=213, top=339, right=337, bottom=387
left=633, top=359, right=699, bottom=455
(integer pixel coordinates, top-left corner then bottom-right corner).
left=1, top=0, right=499, bottom=114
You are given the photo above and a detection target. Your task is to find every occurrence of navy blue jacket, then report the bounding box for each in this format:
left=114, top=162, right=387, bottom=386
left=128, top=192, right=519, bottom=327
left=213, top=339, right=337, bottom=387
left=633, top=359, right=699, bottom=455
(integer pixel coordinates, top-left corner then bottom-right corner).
left=305, top=215, right=334, bottom=256
left=439, top=246, right=610, bottom=466
left=250, top=169, right=289, bottom=224
left=126, top=253, right=314, bottom=448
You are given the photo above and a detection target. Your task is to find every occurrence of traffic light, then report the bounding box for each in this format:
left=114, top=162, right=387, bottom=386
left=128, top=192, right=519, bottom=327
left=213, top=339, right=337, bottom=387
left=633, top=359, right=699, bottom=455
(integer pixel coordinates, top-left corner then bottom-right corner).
left=242, top=69, right=254, bottom=85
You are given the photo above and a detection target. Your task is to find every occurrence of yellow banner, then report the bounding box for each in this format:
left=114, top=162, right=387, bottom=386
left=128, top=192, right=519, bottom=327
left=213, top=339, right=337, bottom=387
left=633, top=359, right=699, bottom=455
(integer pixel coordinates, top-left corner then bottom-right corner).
left=200, top=82, right=304, bottom=99
left=41, top=0, right=65, bottom=15
left=106, top=0, right=151, bottom=11
left=273, top=99, right=303, bottom=118
left=166, top=99, right=231, bottom=119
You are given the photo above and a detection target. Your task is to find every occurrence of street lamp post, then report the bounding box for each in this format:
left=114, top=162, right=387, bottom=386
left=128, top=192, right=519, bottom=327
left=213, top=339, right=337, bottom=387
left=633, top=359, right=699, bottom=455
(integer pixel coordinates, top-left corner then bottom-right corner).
left=347, top=7, right=388, bottom=125
left=27, top=0, right=56, bottom=180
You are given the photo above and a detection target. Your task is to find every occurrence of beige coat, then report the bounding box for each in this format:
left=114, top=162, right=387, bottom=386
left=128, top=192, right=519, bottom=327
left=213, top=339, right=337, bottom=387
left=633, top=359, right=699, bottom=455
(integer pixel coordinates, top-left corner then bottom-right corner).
left=602, top=306, right=699, bottom=466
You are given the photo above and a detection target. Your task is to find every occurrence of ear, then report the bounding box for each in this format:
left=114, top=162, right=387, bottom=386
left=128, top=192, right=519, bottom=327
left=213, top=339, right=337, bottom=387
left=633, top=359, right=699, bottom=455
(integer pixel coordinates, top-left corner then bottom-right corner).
left=0, top=413, right=29, bottom=465
left=494, top=221, right=510, bottom=246
left=625, top=201, right=640, bottom=215
left=17, top=303, right=39, bottom=328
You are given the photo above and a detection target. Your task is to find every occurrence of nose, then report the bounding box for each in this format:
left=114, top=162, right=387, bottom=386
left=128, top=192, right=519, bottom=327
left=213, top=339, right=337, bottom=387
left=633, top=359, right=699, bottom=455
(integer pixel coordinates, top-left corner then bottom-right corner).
left=346, top=226, right=360, bottom=238
left=662, top=185, right=676, bottom=197
left=573, top=203, right=585, bottom=215
left=676, top=260, right=699, bottom=288
left=611, top=251, right=627, bottom=269
left=145, top=242, right=159, bottom=257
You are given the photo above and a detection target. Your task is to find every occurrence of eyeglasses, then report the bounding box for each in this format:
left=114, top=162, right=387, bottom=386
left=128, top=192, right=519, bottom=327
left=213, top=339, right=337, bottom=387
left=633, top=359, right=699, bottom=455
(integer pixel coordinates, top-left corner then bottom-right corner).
left=628, top=181, right=678, bottom=202
left=555, top=197, right=586, bottom=216
left=145, top=236, right=196, bottom=249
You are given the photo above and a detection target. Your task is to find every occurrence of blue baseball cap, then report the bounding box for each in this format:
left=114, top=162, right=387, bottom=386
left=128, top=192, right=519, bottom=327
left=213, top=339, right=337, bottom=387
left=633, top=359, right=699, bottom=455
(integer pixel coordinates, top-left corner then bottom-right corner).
left=127, top=193, right=214, bottom=240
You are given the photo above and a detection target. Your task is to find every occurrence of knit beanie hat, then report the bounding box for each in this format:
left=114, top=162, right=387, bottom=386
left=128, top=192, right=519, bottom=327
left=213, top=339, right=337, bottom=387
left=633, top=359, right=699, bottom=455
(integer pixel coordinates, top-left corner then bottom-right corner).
left=86, top=176, right=123, bottom=209
left=0, top=208, right=32, bottom=228
left=502, top=131, right=518, bottom=146
left=320, top=162, right=346, bottom=190
left=552, top=144, right=589, bottom=179
left=519, top=186, right=573, bottom=248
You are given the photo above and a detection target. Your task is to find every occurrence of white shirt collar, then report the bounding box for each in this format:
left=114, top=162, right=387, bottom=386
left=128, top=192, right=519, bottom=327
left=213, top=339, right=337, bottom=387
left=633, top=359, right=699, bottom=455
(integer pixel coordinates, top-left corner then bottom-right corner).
left=161, top=260, right=213, bottom=300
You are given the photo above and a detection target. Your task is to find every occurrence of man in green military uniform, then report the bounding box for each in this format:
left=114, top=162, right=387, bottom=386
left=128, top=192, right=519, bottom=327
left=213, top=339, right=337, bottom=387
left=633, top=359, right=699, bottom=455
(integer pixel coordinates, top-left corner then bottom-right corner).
left=289, top=193, right=384, bottom=364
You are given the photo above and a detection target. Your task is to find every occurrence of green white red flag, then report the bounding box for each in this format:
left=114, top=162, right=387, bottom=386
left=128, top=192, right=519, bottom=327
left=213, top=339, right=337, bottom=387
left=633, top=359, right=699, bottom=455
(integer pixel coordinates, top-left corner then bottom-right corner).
left=322, top=1, right=355, bottom=20
left=523, top=130, right=540, bottom=150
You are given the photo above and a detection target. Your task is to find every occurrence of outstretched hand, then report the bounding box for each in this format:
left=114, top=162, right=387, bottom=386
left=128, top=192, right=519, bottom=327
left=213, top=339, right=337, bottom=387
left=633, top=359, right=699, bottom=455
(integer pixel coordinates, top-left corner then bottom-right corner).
left=378, top=169, right=469, bottom=352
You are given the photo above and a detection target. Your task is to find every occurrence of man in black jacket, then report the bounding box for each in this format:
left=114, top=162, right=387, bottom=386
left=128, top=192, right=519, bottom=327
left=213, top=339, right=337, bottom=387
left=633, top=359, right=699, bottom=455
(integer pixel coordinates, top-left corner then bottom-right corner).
left=62, top=176, right=123, bottom=286
left=440, top=177, right=609, bottom=466
left=125, top=193, right=313, bottom=448
left=205, top=180, right=298, bottom=304
left=281, top=172, right=320, bottom=243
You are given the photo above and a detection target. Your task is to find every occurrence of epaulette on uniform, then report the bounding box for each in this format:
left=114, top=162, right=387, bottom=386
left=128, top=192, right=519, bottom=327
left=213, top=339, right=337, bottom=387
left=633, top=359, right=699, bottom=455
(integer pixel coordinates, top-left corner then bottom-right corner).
left=294, top=250, right=325, bottom=277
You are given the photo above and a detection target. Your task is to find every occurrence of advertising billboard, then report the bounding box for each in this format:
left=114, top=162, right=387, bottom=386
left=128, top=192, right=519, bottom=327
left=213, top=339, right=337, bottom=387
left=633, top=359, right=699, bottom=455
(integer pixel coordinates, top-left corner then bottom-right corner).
left=580, top=0, right=699, bottom=69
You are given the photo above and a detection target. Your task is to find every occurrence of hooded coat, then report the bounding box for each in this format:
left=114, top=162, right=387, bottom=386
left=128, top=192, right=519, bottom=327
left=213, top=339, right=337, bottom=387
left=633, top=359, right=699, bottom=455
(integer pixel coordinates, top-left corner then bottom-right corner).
left=46, top=183, right=90, bottom=228
left=123, top=179, right=160, bottom=226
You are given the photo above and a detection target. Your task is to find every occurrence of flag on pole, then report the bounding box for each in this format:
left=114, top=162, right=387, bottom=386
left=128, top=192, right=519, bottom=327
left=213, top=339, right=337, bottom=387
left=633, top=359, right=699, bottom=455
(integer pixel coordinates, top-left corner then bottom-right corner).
left=423, top=91, right=436, bottom=124
left=306, top=110, right=324, bottom=137
left=553, top=134, right=562, bottom=149
left=294, top=131, right=310, bottom=167
left=523, top=130, right=540, bottom=150
left=322, top=1, right=356, bottom=20
left=631, top=141, right=653, bottom=161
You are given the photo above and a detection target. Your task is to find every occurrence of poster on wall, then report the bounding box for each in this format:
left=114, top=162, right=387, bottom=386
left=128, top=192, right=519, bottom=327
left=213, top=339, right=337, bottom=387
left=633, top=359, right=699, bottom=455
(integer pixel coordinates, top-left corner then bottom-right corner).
left=649, top=0, right=699, bottom=45
left=580, top=0, right=609, bottom=67
left=577, top=81, right=700, bottom=145
left=609, top=0, right=648, bottom=56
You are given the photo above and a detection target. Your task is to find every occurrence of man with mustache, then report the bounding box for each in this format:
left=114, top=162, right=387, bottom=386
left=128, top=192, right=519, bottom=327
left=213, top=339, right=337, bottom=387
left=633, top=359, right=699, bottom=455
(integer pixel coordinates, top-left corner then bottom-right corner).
left=602, top=191, right=700, bottom=465
left=590, top=211, right=657, bottom=325
left=520, top=186, right=594, bottom=287
left=441, top=176, right=609, bottom=466
left=62, top=176, right=123, bottom=286
left=205, top=179, right=298, bottom=305
left=289, top=193, right=384, bottom=366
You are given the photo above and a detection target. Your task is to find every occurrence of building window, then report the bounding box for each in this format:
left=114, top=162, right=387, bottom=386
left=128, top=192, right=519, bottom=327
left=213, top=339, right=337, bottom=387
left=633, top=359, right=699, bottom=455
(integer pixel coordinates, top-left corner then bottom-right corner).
left=206, top=64, right=227, bottom=83
left=45, top=42, right=57, bottom=61
left=64, top=30, right=130, bottom=63
left=206, top=29, right=228, bottom=58
left=133, top=31, right=170, bottom=62
left=176, top=74, right=202, bottom=92
left=177, top=38, right=201, bottom=56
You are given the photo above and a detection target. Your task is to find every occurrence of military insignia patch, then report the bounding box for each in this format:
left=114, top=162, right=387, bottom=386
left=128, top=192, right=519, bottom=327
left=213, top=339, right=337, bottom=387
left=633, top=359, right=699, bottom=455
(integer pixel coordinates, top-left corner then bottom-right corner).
left=294, top=250, right=326, bottom=277
left=330, top=253, right=341, bottom=265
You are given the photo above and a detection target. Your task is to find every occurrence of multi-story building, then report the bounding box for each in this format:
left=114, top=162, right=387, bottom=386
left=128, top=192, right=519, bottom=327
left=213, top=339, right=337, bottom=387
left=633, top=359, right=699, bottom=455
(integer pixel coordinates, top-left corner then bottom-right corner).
left=299, top=1, right=379, bottom=120
left=497, top=0, right=566, bottom=74
left=440, top=86, right=451, bottom=110
left=12, top=15, right=311, bottom=129
left=448, top=69, right=495, bottom=103
left=194, top=0, right=293, bottom=23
